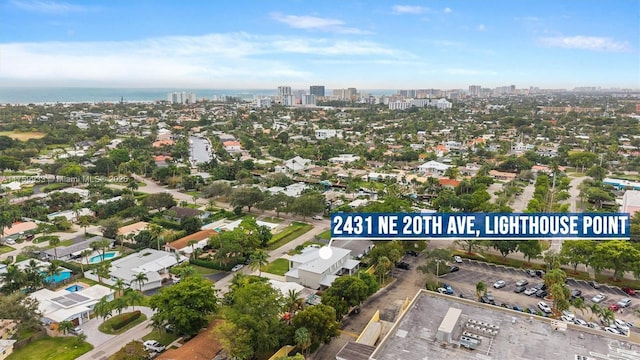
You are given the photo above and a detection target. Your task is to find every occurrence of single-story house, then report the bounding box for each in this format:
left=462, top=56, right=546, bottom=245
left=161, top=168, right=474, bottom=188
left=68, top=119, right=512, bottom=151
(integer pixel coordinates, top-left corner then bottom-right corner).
left=165, top=206, right=200, bottom=224
left=117, top=221, right=149, bottom=237
left=489, top=170, right=517, bottom=181
left=87, top=249, right=187, bottom=291
left=46, top=208, right=93, bottom=222
left=30, top=284, right=114, bottom=327
left=285, top=246, right=359, bottom=289
left=216, top=219, right=279, bottom=232
left=417, top=161, right=452, bottom=177
left=164, top=229, right=217, bottom=255
left=1, top=221, right=38, bottom=238
left=41, top=236, right=114, bottom=262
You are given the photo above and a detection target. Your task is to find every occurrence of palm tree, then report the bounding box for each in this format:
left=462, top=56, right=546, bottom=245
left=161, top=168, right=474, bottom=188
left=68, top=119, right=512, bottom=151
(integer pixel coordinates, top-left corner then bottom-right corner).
left=601, top=308, right=615, bottom=326
left=78, top=215, right=92, bottom=236
left=24, top=259, right=44, bottom=290
left=127, top=178, right=139, bottom=196
left=49, top=237, right=61, bottom=260
left=112, top=296, right=128, bottom=316
left=229, top=272, right=249, bottom=291
left=248, top=249, right=269, bottom=277
left=134, top=272, right=148, bottom=292
left=285, top=289, right=304, bottom=314
left=294, top=327, right=312, bottom=356
left=1, top=265, right=25, bottom=293
left=148, top=224, right=164, bottom=251
left=80, top=249, right=93, bottom=274
left=123, top=288, right=144, bottom=310
left=571, top=297, right=587, bottom=316
left=58, top=320, right=74, bottom=335
left=187, top=239, right=198, bottom=260
left=45, top=261, right=62, bottom=284
left=93, top=296, right=113, bottom=321
left=589, top=303, right=603, bottom=321
left=114, top=278, right=126, bottom=297
left=95, top=262, right=110, bottom=284
left=375, top=256, right=391, bottom=283
left=475, top=281, right=487, bottom=301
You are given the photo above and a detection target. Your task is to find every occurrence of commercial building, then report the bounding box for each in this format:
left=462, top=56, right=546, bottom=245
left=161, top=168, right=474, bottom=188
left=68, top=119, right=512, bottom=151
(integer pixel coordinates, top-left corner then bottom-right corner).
left=278, top=86, right=292, bottom=97
left=310, top=85, right=325, bottom=97
left=621, top=190, right=640, bottom=216
left=338, top=289, right=640, bottom=360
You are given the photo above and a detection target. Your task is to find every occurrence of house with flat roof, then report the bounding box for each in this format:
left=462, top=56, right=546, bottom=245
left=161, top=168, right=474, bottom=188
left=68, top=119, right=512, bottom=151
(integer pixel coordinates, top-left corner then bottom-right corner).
left=117, top=221, right=149, bottom=237
left=417, top=160, right=451, bottom=177
left=621, top=190, right=640, bottom=217
left=0, top=221, right=38, bottom=238
left=0, top=339, right=16, bottom=360
left=29, top=284, right=114, bottom=327
left=87, top=249, right=187, bottom=291
left=284, top=246, right=359, bottom=289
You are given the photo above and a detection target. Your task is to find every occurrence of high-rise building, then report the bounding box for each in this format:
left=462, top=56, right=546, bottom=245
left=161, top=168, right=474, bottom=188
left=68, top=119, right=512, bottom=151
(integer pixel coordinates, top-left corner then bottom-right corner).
left=278, top=86, right=292, bottom=97
left=310, top=85, right=325, bottom=97
left=468, top=85, right=482, bottom=97
left=302, top=94, right=316, bottom=106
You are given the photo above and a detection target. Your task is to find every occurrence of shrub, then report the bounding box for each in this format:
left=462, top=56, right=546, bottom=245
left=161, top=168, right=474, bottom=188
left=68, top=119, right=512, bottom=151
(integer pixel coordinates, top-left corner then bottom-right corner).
left=189, top=258, right=236, bottom=271
left=111, top=310, right=141, bottom=330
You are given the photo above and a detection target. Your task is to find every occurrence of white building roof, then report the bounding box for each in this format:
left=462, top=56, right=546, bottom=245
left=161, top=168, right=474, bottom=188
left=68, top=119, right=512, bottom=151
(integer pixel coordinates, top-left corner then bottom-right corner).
left=30, top=285, right=114, bottom=323
left=109, top=249, right=185, bottom=284
left=418, top=160, right=451, bottom=171
left=291, top=246, right=351, bottom=275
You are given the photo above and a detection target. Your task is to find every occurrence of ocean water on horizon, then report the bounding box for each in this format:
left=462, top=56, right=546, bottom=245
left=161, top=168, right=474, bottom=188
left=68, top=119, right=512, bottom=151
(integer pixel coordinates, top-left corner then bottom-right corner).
left=0, top=87, right=397, bottom=105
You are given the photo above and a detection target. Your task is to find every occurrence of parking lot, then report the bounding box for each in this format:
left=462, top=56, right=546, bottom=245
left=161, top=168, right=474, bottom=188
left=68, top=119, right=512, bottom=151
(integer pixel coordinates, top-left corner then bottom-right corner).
left=439, top=258, right=640, bottom=332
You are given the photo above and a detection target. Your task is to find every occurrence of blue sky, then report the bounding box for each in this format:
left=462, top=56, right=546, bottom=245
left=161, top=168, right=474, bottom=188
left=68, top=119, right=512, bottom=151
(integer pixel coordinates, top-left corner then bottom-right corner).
left=1, top=0, right=638, bottom=89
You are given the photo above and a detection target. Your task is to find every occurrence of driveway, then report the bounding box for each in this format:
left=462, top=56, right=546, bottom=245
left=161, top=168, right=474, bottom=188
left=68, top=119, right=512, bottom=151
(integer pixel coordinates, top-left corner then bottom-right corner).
left=511, top=183, right=534, bottom=212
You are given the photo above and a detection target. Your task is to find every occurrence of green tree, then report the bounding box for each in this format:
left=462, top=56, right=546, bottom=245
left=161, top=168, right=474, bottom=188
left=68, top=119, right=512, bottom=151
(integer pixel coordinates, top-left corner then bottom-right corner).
left=292, top=304, right=340, bottom=344
left=289, top=192, right=325, bottom=220
left=230, top=187, right=264, bottom=213
left=181, top=216, right=202, bottom=235
left=222, top=281, right=283, bottom=357
left=357, top=271, right=379, bottom=296
left=321, top=276, right=368, bottom=320
left=78, top=215, right=93, bottom=235
left=215, top=322, right=254, bottom=360
left=248, top=249, right=269, bottom=276
left=134, top=272, right=148, bottom=292
left=91, top=238, right=112, bottom=261
left=49, top=236, right=61, bottom=260
left=100, top=218, right=120, bottom=239
left=93, top=296, right=113, bottom=321
left=58, top=320, right=74, bottom=335
left=124, top=288, right=144, bottom=311
left=374, top=256, right=391, bottom=284
left=110, top=341, right=148, bottom=360
left=475, top=281, right=487, bottom=301
left=492, top=240, right=519, bottom=258
left=518, top=240, right=542, bottom=264
left=590, top=240, right=640, bottom=280
left=454, top=239, right=483, bottom=254
left=150, top=276, right=219, bottom=336
left=559, top=240, right=595, bottom=273
left=294, top=327, right=312, bottom=356
left=586, top=165, right=607, bottom=181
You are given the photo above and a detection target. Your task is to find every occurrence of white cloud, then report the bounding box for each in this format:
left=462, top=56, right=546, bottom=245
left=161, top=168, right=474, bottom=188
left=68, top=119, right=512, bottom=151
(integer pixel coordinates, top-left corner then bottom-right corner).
left=443, top=7, right=453, bottom=14
left=10, top=0, right=95, bottom=13
left=0, top=32, right=407, bottom=87
left=270, top=12, right=371, bottom=34
left=539, top=36, right=631, bottom=52
left=392, top=5, right=429, bottom=14
left=477, top=24, right=486, bottom=31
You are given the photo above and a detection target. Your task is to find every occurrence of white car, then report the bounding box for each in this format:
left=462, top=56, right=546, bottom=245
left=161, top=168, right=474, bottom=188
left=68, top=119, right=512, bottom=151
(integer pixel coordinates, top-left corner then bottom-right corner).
left=4, top=239, right=16, bottom=245
left=312, top=215, right=324, bottom=220
left=143, top=340, right=166, bottom=353
left=587, top=322, right=601, bottom=330
left=591, top=293, right=607, bottom=303
left=537, top=301, right=552, bottom=314
left=561, top=310, right=575, bottom=320
left=617, top=298, right=632, bottom=308
left=493, top=280, right=506, bottom=289
left=231, top=264, right=244, bottom=272
left=561, top=315, right=573, bottom=323
left=574, top=319, right=588, bottom=326
left=605, top=327, right=621, bottom=335
left=614, top=319, right=630, bottom=334
left=515, top=279, right=529, bottom=287
left=524, top=288, right=538, bottom=296
left=454, top=256, right=463, bottom=263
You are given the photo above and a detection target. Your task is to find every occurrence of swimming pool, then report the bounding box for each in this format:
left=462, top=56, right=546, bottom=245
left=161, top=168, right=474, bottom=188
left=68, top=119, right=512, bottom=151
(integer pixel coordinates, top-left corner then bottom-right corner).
left=88, top=251, right=119, bottom=264
left=65, top=284, right=84, bottom=292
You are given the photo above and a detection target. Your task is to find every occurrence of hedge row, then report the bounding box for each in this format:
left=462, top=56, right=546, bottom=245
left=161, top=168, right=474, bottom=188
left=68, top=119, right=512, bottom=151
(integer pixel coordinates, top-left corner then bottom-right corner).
left=189, top=258, right=238, bottom=272
left=149, top=216, right=183, bottom=230
left=111, top=310, right=141, bottom=330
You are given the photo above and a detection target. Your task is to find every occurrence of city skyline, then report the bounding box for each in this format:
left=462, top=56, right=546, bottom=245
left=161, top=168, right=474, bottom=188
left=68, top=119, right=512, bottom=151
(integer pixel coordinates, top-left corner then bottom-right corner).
left=1, top=0, right=638, bottom=90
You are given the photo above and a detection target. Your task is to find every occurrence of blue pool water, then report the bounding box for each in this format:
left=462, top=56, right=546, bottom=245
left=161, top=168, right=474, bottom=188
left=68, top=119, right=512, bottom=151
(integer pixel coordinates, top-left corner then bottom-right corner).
left=88, top=251, right=118, bottom=264
left=65, top=285, right=84, bottom=292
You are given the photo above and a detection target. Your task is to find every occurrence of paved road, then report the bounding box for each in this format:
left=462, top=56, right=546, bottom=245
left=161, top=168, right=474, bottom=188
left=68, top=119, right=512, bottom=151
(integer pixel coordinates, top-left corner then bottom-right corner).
left=77, top=306, right=155, bottom=360
left=511, top=183, right=534, bottom=212
left=567, top=175, right=589, bottom=213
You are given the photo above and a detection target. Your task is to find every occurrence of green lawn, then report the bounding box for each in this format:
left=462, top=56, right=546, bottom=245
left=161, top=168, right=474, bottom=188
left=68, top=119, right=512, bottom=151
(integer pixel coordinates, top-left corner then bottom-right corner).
left=263, top=258, right=290, bottom=276
left=266, top=222, right=313, bottom=250
left=45, top=239, right=75, bottom=249
left=316, top=229, right=331, bottom=240
left=0, top=245, right=15, bottom=255
left=98, top=312, right=147, bottom=335
left=143, top=329, right=179, bottom=346
left=261, top=216, right=284, bottom=223
left=192, top=265, right=220, bottom=275
left=7, top=336, right=92, bottom=360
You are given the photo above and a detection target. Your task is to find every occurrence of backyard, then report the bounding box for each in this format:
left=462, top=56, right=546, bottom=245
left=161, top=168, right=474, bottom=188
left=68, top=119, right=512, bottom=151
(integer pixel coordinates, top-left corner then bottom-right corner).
left=266, top=222, right=313, bottom=250
left=263, top=258, right=290, bottom=276
left=7, top=336, right=92, bottom=360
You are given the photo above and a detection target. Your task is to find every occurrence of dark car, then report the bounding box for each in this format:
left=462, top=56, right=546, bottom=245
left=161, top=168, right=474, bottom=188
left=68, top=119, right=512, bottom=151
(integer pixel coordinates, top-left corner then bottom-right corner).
left=396, top=262, right=411, bottom=270
left=527, top=307, right=539, bottom=315
left=588, top=281, right=601, bottom=289
left=512, top=305, right=523, bottom=312
left=514, top=285, right=526, bottom=293
left=622, top=287, right=636, bottom=296
left=535, top=270, right=545, bottom=277
left=571, top=289, right=583, bottom=299
left=535, top=290, right=548, bottom=298
left=533, top=283, right=547, bottom=291
left=25, top=234, right=35, bottom=241
left=480, top=296, right=496, bottom=305
left=405, top=250, right=419, bottom=257
left=450, top=266, right=460, bottom=273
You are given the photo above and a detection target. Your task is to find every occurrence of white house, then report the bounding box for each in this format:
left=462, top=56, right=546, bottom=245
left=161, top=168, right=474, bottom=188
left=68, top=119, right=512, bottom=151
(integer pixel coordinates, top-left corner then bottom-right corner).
left=434, top=98, right=452, bottom=110
left=315, top=129, right=341, bottom=139
left=30, top=284, right=114, bottom=326
left=46, top=207, right=93, bottom=222
left=328, top=154, right=361, bottom=164
left=282, top=156, right=313, bottom=173
left=284, top=246, right=359, bottom=289
left=86, top=249, right=187, bottom=292
left=417, top=160, right=452, bottom=177
left=267, top=182, right=309, bottom=197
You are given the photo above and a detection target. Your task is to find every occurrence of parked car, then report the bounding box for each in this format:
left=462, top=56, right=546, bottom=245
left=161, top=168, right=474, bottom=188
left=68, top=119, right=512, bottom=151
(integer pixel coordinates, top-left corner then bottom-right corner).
left=588, top=281, right=601, bottom=289
left=605, top=327, right=621, bottom=335
left=312, top=215, right=324, bottom=220
left=405, top=250, right=419, bottom=257
left=512, top=305, right=523, bottom=312
left=441, top=284, right=454, bottom=294
left=535, top=270, right=545, bottom=277
left=480, top=296, right=496, bottom=305
left=562, top=310, right=575, bottom=320
left=453, top=255, right=463, bottom=263
left=535, top=290, right=548, bottom=298
left=493, top=280, right=506, bottom=289
left=69, top=327, right=83, bottom=335
left=614, top=319, right=630, bottom=334
left=449, top=266, right=459, bottom=273
left=143, top=340, right=166, bottom=353
left=574, top=319, right=588, bottom=326
left=515, top=279, right=529, bottom=287
left=396, top=262, right=411, bottom=270
left=524, top=288, right=538, bottom=296
left=527, top=307, right=539, bottom=315
left=622, top=287, right=636, bottom=296
left=485, top=292, right=495, bottom=304
left=25, top=234, right=35, bottom=241
left=4, top=239, right=15, bottom=245
left=526, top=269, right=537, bottom=277
left=587, top=322, right=601, bottom=330
left=617, top=298, right=632, bottom=308
left=571, top=289, right=583, bottom=300
left=591, top=293, right=607, bottom=303
left=231, top=264, right=244, bottom=272
left=561, top=315, right=573, bottom=323
left=514, top=286, right=526, bottom=293
left=537, top=301, right=552, bottom=314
